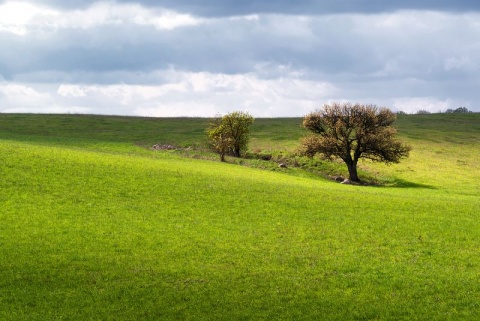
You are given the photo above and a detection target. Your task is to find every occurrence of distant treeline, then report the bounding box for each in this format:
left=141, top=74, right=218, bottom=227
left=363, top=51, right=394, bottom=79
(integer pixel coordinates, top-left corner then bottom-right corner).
left=397, top=107, right=476, bottom=115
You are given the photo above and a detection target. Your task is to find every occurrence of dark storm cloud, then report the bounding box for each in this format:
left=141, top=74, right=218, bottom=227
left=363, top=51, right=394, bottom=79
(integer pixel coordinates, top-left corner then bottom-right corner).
left=150, top=0, right=480, bottom=16
left=1, top=15, right=321, bottom=81
left=23, top=0, right=480, bottom=16
left=2, top=4, right=479, bottom=83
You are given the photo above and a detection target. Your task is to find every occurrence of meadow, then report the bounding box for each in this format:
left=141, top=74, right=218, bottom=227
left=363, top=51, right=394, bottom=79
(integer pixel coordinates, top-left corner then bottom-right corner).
left=0, top=113, right=479, bottom=320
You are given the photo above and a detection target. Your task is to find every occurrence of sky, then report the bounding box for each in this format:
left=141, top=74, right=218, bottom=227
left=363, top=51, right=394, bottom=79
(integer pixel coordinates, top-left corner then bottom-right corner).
left=1, top=1, right=479, bottom=117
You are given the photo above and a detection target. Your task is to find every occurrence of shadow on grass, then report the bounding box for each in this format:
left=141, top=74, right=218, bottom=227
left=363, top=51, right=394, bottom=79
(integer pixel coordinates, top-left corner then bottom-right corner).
left=385, top=178, right=437, bottom=189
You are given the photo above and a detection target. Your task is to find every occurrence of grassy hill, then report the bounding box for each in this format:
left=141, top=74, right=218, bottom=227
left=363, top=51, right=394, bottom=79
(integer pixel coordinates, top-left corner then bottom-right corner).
left=0, top=113, right=479, bottom=320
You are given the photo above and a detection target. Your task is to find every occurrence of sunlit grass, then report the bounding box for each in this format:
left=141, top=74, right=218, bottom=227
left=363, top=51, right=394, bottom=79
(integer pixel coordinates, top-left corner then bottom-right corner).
left=0, top=113, right=479, bottom=320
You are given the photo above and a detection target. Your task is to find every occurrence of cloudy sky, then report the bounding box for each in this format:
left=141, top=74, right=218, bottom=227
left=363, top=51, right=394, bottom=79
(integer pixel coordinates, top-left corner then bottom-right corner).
left=1, top=0, right=479, bottom=117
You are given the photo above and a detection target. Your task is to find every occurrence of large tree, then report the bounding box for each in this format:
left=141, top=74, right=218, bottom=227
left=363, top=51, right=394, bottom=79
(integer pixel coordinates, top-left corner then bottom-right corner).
left=207, top=111, right=254, bottom=161
left=301, top=102, right=411, bottom=182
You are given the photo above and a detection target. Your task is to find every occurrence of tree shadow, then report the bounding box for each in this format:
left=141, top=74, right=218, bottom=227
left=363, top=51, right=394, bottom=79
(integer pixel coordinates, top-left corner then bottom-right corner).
left=385, top=178, right=437, bottom=189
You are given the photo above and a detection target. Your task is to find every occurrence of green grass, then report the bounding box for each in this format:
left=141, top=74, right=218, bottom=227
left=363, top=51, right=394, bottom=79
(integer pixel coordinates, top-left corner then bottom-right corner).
left=0, top=114, right=210, bottom=152
left=1, top=113, right=479, bottom=320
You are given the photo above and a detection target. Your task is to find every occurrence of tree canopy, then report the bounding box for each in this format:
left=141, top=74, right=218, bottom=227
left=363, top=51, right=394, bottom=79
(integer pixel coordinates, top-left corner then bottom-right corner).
left=301, top=102, right=411, bottom=182
left=207, top=111, right=254, bottom=162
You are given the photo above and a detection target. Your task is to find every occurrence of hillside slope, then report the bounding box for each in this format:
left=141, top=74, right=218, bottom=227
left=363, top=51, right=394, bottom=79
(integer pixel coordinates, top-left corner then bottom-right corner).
left=0, top=114, right=479, bottom=320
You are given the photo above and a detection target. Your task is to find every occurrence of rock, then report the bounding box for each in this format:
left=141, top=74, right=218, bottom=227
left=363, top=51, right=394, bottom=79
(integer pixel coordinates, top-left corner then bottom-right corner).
left=279, top=163, right=288, bottom=168
left=334, top=176, right=345, bottom=182
left=341, top=179, right=352, bottom=184
left=152, top=144, right=177, bottom=150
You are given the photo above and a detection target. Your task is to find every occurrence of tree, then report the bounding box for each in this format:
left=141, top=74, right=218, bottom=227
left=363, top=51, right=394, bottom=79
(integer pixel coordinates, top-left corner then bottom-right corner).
left=301, top=102, right=411, bottom=182
left=207, top=116, right=234, bottom=162
left=453, top=107, right=470, bottom=113
left=416, top=109, right=431, bottom=114
left=207, top=111, right=254, bottom=161
left=446, top=107, right=471, bottom=113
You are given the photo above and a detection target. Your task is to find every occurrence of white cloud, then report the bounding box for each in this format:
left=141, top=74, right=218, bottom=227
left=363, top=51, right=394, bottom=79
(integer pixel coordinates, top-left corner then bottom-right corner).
left=0, top=1, right=203, bottom=34
left=1, top=105, right=90, bottom=114
left=57, top=84, right=88, bottom=97
left=0, top=1, right=58, bottom=35
left=0, top=83, right=52, bottom=106
left=133, top=9, right=202, bottom=30
left=1, top=69, right=337, bottom=116
left=56, top=2, right=202, bottom=30
left=0, top=82, right=91, bottom=113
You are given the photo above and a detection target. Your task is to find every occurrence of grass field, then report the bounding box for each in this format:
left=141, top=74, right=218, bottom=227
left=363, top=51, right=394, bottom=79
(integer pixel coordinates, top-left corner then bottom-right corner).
left=0, top=113, right=479, bottom=320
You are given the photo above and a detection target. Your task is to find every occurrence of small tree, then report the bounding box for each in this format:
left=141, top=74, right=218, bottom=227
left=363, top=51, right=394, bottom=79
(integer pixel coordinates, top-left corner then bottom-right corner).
left=207, top=115, right=233, bottom=162
left=416, top=109, right=431, bottom=114
left=301, top=102, right=411, bottom=182
left=453, top=107, right=470, bottom=113
left=207, top=111, right=254, bottom=161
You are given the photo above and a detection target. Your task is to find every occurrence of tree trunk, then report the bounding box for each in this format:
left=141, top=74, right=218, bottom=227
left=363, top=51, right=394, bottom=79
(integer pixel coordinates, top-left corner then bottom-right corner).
left=232, top=146, right=241, bottom=158
left=346, top=160, right=360, bottom=182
